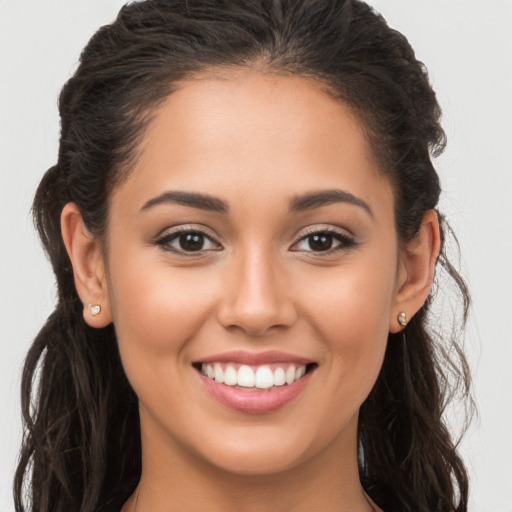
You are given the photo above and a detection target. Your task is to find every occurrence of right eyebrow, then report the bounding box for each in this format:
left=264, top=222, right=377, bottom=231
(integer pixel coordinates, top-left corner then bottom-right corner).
left=140, top=190, right=229, bottom=214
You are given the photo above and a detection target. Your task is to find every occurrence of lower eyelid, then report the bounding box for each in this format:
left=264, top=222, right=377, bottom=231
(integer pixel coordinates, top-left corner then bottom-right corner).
left=156, top=230, right=221, bottom=251
left=155, top=227, right=355, bottom=253
left=299, top=228, right=353, bottom=240
left=291, top=230, right=356, bottom=253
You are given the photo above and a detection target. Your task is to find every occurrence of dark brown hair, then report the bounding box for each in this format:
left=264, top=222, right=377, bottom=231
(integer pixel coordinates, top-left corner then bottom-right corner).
left=15, top=1, right=471, bottom=511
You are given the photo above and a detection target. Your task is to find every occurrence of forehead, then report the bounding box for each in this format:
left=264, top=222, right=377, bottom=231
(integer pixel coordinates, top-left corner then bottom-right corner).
left=111, top=70, right=393, bottom=218
left=140, top=70, right=374, bottom=167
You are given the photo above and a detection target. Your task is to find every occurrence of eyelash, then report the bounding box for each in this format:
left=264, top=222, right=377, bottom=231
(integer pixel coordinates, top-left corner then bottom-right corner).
left=291, top=227, right=357, bottom=255
left=155, top=228, right=221, bottom=256
left=154, top=227, right=357, bottom=256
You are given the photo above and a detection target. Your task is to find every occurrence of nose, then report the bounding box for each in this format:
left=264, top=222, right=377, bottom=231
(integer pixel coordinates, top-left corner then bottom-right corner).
left=216, top=250, right=297, bottom=337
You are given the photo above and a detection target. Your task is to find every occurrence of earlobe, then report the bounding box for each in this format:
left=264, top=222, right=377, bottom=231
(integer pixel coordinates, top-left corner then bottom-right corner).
left=61, top=203, right=112, bottom=328
left=390, top=209, right=441, bottom=333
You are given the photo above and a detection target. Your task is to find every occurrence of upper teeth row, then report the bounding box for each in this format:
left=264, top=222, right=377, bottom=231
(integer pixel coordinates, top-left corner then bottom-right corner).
left=201, top=363, right=306, bottom=389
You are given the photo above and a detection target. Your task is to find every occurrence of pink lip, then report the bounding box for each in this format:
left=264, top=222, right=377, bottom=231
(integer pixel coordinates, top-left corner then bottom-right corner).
left=196, top=350, right=312, bottom=366
left=197, top=371, right=313, bottom=414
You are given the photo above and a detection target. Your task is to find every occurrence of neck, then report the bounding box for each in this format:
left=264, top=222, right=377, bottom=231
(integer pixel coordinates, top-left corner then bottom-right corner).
left=122, top=413, right=376, bottom=512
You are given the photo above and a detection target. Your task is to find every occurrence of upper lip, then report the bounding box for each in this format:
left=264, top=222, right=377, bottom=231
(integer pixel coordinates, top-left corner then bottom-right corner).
left=195, top=350, right=314, bottom=366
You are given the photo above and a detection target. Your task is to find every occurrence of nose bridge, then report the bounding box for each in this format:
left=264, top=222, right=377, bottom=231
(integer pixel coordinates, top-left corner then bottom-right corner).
left=218, top=243, right=296, bottom=336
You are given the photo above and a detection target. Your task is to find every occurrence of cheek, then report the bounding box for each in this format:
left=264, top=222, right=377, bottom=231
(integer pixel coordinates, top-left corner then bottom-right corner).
left=298, top=253, right=397, bottom=397
left=303, top=254, right=396, bottom=333
left=106, top=255, right=224, bottom=424
left=106, top=251, right=217, bottom=365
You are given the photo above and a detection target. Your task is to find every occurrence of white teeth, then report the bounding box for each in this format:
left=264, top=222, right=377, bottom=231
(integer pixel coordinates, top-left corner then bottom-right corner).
left=200, top=362, right=310, bottom=389
left=273, top=367, right=286, bottom=386
left=255, top=366, right=274, bottom=389
left=213, top=363, right=224, bottom=384
left=295, top=365, right=305, bottom=380
left=224, top=365, right=237, bottom=385
left=285, top=365, right=296, bottom=385
left=237, top=365, right=255, bottom=387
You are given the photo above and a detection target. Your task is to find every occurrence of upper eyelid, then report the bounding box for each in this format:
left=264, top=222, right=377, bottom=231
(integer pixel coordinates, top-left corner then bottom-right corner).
left=155, top=228, right=222, bottom=256
left=155, top=225, right=355, bottom=251
left=294, top=225, right=354, bottom=241
left=160, top=229, right=218, bottom=241
left=156, top=224, right=352, bottom=237
left=155, top=225, right=219, bottom=242
left=291, top=228, right=355, bottom=250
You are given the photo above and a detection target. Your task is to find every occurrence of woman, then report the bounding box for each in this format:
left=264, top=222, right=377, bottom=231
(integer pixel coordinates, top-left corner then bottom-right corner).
left=14, top=1, right=471, bottom=511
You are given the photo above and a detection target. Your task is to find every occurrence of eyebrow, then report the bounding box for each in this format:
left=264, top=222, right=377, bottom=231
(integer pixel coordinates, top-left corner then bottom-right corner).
left=289, top=189, right=373, bottom=217
left=140, top=191, right=229, bottom=213
left=140, top=188, right=373, bottom=217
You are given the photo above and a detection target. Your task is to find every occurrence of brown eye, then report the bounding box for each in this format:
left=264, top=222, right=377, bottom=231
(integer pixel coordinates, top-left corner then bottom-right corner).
left=156, top=229, right=221, bottom=254
left=179, top=232, right=206, bottom=251
left=308, top=233, right=334, bottom=251
left=291, top=229, right=356, bottom=254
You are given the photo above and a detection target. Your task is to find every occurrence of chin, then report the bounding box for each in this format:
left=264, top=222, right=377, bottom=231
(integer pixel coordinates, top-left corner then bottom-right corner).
left=184, top=417, right=350, bottom=478
left=200, top=442, right=310, bottom=476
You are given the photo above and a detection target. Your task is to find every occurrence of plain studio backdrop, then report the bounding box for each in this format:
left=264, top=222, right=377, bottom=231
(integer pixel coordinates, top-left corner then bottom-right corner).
left=1, top=1, right=511, bottom=511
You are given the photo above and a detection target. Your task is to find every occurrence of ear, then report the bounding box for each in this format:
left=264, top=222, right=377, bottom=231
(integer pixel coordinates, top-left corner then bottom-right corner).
left=389, top=209, right=441, bottom=333
left=61, top=202, right=112, bottom=328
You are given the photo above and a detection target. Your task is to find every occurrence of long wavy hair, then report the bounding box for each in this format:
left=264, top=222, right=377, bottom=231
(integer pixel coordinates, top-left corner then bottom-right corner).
left=14, top=1, right=472, bottom=511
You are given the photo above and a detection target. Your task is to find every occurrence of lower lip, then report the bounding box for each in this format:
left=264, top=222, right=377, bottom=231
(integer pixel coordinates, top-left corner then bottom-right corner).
left=197, top=370, right=313, bottom=414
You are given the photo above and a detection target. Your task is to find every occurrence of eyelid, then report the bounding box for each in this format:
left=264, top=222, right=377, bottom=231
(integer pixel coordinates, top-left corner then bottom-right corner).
left=154, top=226, right=223, bottom=255
left=290, top=225, right=357, bottom=254
left=153, top=224, right=357, bottom=256
left=296, top=225, right=355, bottom=239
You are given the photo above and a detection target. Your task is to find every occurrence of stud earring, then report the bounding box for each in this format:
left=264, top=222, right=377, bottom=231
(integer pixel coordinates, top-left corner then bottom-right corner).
left=88, top=304, right=101, bottom=316
left=397, top=311, right=408, bottom=327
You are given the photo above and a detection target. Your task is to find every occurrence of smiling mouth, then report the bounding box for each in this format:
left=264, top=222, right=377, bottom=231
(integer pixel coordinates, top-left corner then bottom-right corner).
left=193, top=362, right=318, bottom=391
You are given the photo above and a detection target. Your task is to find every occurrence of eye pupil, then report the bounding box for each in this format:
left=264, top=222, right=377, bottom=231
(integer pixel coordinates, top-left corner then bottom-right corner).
left=180, top=233, right=204, bottom=251
left=309, top=234, right=333, bottom=251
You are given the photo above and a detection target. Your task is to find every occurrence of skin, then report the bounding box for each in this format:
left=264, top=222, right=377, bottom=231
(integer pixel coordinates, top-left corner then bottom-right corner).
left=61, top=71, right=440, bottom=512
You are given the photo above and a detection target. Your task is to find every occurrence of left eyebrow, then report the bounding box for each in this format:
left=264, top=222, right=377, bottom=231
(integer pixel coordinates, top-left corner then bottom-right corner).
left=289, top=189, right=374, bottom=218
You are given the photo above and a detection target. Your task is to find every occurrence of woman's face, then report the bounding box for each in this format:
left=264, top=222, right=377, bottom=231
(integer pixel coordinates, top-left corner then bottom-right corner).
left=105, top=71, right=401, bottom=475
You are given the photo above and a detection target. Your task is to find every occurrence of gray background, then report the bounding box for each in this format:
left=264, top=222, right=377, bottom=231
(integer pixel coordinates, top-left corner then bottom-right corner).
left=1, top=1, right=511, bottom=510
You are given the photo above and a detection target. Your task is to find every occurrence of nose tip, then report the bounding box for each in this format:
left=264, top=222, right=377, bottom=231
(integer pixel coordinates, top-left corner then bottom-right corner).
left=216, top=256, right=297, bottom=337
left=217, top=286, right=297, bottom=336
left=218, top=300, right=294, bottom=337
